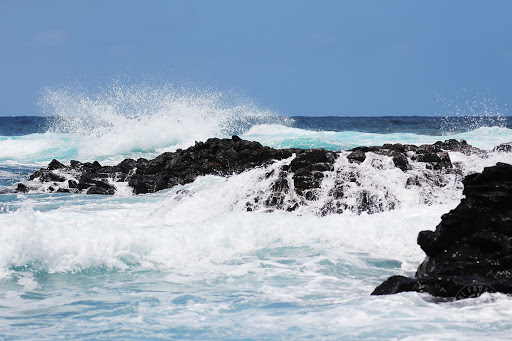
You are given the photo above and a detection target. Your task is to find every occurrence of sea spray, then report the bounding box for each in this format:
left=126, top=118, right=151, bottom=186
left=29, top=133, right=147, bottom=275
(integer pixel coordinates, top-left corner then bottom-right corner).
left=41, top=84, right=291, bottom=161
left=1, top=113, right=512, bottom=339
left=1, top=113, right=511, bottom=167
left=435, top=90, right=508, bottom=134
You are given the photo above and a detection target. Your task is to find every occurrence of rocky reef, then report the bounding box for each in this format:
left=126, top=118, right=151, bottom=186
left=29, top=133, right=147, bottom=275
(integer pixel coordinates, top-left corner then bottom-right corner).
left=13, top=136, right=501, bottom=215
left=15, top=136, right=512, bottom=297
left=372, top=162, right=512, bottom=298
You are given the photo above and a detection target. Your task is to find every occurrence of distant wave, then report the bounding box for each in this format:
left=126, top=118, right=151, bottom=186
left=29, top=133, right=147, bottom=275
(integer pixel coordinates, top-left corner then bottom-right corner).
left=35, top=84, right=290, bottom=163
left=242, top=124, right=512, bottom=151
left=0, top=83, right=510, bottom=166
left=0, top=124, right=511, bottom=167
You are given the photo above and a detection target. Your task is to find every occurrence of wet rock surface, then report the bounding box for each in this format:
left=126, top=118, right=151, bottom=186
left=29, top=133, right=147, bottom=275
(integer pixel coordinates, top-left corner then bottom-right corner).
left=494, top=142, right=512, bottom=153
left=127, top=136, right=294, bottom=194
left=372, top=162, right=512, bottom=298
left=14, top=137, right=510, bottom=215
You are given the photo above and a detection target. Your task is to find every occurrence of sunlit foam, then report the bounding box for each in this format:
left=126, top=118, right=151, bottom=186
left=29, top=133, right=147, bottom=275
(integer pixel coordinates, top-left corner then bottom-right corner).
left=243, top=124, right=512, bottom=151
left=0, top=83, right=509, bottom=168
left=39, top=84, right=291, bottom=162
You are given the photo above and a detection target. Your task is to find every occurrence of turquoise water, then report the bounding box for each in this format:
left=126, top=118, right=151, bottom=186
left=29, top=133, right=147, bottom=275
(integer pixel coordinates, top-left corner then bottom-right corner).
left=1, top=96, right=512, bottom=339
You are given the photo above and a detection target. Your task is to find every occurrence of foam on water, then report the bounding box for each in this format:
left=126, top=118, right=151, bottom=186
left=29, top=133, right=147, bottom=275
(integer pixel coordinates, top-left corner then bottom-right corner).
left=0, top=85, right=509, bottom=168
left=1, top=87, right=512, bottom=338
left=0, top=170, right=15, bottom=179
left=2, top=146, right=512, bottom=279
left=2, top=172, right=512, bottom=338
left=39, top=85, right=289, bottom=163
left=243, top=124, right=512, bottom=151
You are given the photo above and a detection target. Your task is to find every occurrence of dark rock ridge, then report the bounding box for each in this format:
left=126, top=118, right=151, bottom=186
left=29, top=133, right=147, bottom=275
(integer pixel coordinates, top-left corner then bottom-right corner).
left=15, top=136, right=508, bottom=215
left=372, top=162, right=512, bottom=298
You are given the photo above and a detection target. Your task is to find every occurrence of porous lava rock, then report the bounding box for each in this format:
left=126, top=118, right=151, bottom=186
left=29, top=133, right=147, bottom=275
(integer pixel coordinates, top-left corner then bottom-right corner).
left=15, top=137, right=492, bottom=215
left=372, top=162, right=512, bottom=298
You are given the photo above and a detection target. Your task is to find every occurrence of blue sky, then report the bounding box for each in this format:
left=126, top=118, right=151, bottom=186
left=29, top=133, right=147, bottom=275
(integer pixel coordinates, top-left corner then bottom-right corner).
left=1, top=1, right=511, bottom=116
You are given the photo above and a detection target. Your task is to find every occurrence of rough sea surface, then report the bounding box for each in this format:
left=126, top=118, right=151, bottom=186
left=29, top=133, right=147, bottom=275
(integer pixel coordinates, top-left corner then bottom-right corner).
left=1, top=90, right=512, bottom=340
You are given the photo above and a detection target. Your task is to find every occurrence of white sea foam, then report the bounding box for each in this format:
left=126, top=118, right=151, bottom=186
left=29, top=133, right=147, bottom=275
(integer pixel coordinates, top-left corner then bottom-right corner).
left=3, top=166, right=511, bottom=339
left=3, top=145, right=511, bottom=278
left=0, top=170, right=14, bottom=178
left=39, top=85, right=290, bottom=162
left=0, top=83, right=508, bottom=169
left=0, top=194, right=440, bottom=279
left=1, top=124, right=512, bottom=339
left=243, top=124, right=512, bottom=151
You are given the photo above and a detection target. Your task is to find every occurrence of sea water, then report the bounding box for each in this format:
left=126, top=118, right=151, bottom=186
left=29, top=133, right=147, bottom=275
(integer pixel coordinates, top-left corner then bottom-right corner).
left=1, top=87, right=512, bottom=340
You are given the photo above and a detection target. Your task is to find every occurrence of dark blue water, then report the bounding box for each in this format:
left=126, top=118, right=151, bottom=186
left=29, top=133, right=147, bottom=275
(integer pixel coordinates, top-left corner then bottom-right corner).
left=0, top=116, right=51, bottom=136
left=2, top=115, right=511, bottom=137
left=291, top=115, right=512, bottom=135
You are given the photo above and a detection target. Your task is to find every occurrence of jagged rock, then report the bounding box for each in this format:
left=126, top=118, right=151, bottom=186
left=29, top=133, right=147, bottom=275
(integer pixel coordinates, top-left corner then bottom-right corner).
left=415, top=145, right=452, bottom=170
left=290, top=149, right=335, bottom=197
left=28, top=169, right=66, bottom=182
left=48, top=159, right=65, bottom=170
left=347, top=150, right=366, bottom=163
left=382, top=143, right=417, bottom=154
left=433, top=139, right=483, bottom=155
left=493, top=142, right=512, bottom=153
left=349, top=140, right=468, bottom=171
left=86, top=182, right=116, bottom=195
left=14, top=137, right=498, bottom=215
left=392, top=153, right=409, bottom=171
left=372, top=162, right=512, bottom=298
left=128, top=136, right=294, bottom=194
left=15, top=183, right=28, bottom=193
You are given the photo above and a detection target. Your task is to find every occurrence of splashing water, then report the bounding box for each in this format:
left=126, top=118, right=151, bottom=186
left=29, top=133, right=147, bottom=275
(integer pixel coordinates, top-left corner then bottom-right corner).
left=435, top=91, right=509, bottom=134
left=40, top=84, right=291, bottom=162
left=1, top=102, right=512, bottom=339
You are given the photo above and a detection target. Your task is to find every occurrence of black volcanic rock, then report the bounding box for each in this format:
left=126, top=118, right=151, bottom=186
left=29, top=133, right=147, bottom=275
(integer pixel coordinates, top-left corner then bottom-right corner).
left=15, top=183, right=28, bottom=193
left=14, top=136, right=490, bottom=215
left=372, top=162, right=512, bottom=298
left=48, top=159, right=65, bottom=170
left=346, top=150, right=366, bottom=163
left=127, top=136, right=294, bottom=194
left=391, top=153, right=409, bottom=171
left=433, top=139, right=484, bottom=155
left=289, top=149, right=336, bottom=198
left=415, top=145, right=452, bottom=170
left=348, top=140, right=469, bottom=171
left=18, top=136, right=296, bottom=196
left=493, top=142, right=512, bottom=153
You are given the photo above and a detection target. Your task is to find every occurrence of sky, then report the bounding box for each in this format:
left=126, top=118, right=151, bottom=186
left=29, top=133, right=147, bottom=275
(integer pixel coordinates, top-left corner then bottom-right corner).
left=1, top=1, right=511, bottom=116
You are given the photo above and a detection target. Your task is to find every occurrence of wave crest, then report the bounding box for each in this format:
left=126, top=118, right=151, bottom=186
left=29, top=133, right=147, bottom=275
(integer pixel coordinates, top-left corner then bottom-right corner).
left=41, top=84, right=291, bottom=161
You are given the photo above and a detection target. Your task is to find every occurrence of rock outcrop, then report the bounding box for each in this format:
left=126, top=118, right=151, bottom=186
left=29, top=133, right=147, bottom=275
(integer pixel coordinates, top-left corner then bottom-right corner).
left=128, top=136, right=296, bottom=194
left=372, top=162, right=512, bottom=298
left=14, top=137, right=498, bottom=215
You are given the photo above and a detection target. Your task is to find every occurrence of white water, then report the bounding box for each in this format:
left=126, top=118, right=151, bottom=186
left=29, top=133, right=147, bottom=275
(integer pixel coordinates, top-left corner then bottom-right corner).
left=244, top=124, right=512, bottom=151
left=0, top=84, right=509, bottom=168
left=2, top=145, right=512, bottom=280
left=1, top=86, right=512, bottom=339
left=2, top=163, right=512, bottom=339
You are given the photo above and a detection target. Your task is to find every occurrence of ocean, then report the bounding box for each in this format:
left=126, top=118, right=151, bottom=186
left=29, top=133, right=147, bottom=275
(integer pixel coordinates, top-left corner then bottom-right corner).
left=1, top=89, right=512, bottom=340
